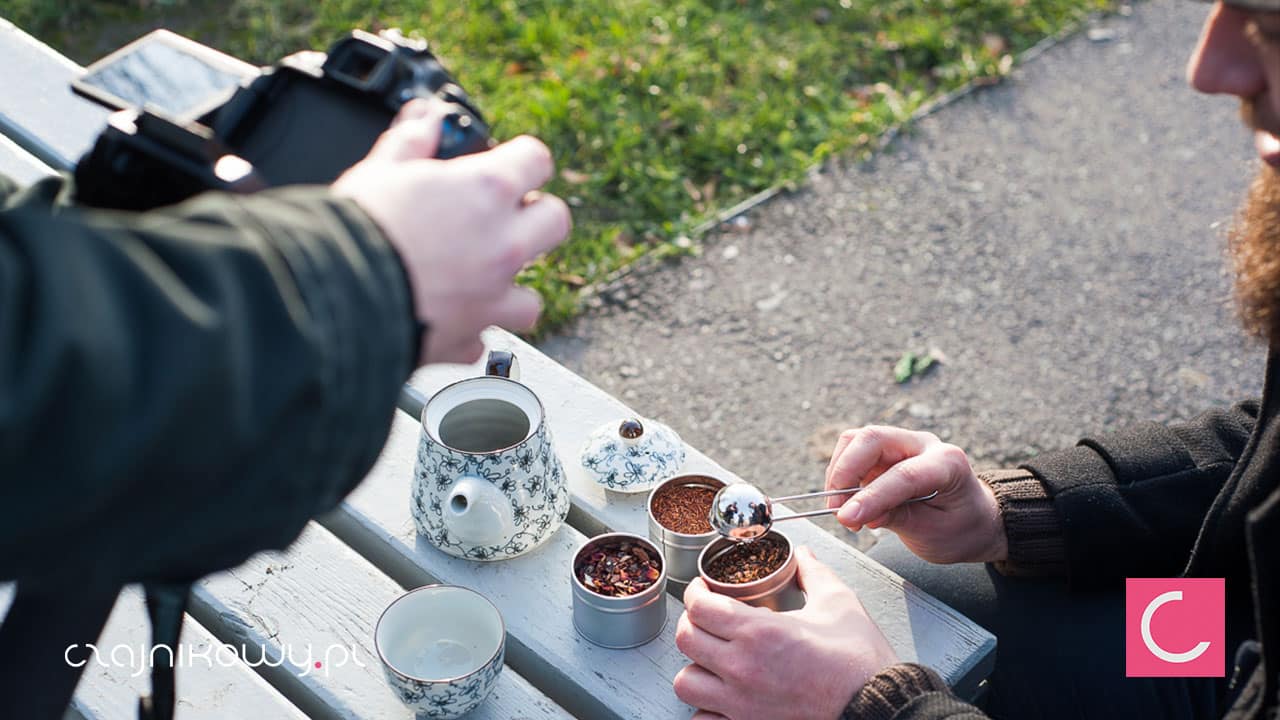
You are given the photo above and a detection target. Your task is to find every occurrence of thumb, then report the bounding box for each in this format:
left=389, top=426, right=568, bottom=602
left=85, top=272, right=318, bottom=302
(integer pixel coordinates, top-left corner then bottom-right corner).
left=793, top=546, right=847, bottom=602
left=366, top=98, right=451, bottom=163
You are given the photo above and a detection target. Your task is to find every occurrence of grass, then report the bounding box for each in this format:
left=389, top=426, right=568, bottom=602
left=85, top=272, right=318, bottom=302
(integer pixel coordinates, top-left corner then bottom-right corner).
left=12, top=0, right=1109, bottom=329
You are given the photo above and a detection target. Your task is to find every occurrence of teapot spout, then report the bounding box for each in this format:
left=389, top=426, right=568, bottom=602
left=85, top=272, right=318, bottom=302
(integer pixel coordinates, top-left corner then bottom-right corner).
left=443, top=476, right=516, bottom=547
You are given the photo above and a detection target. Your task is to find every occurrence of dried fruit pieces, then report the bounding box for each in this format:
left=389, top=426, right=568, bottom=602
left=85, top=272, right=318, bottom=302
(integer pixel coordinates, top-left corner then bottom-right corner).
left=576, top=540, right=662, bottom=597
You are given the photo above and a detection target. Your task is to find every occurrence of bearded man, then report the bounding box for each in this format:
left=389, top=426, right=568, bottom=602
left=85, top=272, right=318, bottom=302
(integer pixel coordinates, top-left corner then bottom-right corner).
left=673, top=2, right=1280, bottom=718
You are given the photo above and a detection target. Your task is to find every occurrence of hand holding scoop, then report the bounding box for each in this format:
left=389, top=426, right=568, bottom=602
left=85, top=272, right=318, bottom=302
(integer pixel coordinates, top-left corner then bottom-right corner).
left=709, top=482, right=938, bottom=540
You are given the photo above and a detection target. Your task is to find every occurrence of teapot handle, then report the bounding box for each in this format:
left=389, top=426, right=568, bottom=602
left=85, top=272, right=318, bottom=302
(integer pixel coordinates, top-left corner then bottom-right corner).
left=443, top=475, right=516, bottom=546
left=485, top=350, right=519, bottom=380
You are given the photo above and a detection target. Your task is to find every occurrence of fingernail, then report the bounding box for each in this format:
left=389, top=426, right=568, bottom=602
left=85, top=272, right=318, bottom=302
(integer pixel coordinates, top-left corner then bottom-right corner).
left=839, top=500, right=864, bottom=525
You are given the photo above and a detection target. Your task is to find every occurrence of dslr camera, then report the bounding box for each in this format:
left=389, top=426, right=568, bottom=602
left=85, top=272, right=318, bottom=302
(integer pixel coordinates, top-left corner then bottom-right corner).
left=72, top=29, right=492, bottom=211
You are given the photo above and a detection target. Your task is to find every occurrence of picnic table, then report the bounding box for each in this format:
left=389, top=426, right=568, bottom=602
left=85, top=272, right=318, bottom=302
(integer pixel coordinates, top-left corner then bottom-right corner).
left=0, top=17, right=995, bottom=719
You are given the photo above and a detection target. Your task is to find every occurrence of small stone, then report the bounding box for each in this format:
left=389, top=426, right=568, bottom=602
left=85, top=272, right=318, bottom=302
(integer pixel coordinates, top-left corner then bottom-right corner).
left=755, top=290, right=789, bottom=312
left=731, top=216, right=752, bottom=233
left=674, top=235, right=693, bottom=249
left=722, top=244, right=740, bottom=260
left=1176, top=367, right=1211, bottom=389
left=908, top=402, right=933, bottom=418
left=812, top=7, right=832, bottom=24
left=1087, top=27, right=1117, bottom=43
left=619, top=365, right=640, bottom=378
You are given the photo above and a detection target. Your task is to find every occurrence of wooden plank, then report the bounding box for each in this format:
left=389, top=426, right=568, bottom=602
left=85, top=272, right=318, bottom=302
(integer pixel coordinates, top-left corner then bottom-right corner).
left=55, top=588, right=304, bottom=719
left=399, top=329, right=996, bottom=699
left=0, top=18, right=108, bottom=171
left=189, top=522, right=571, bottom=720
left=0, top=132, right=57, bottom=185
left=2, top=582, right=304, bottom=719
left=324, top=414, right=696, bottom=720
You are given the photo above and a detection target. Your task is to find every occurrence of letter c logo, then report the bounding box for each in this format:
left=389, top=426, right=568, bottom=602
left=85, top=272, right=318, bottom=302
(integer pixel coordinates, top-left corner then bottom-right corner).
left=1141, top=590, right=1211, bottom=664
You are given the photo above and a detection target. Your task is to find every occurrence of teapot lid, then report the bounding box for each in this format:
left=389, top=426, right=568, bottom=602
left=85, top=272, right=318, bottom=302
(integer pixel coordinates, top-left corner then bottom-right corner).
left=580, top=417, right=686, bottom=494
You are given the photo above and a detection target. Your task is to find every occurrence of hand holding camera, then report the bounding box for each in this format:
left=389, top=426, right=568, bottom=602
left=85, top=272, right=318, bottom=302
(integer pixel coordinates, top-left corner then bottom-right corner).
left=334, top=99, right=571, bottom=365
left=71, top=28, right=571, bottom=365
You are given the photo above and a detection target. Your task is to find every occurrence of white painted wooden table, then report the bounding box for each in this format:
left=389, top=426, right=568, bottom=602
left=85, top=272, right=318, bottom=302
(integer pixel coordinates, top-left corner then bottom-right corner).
left=0, top=16, right=995, bottom=719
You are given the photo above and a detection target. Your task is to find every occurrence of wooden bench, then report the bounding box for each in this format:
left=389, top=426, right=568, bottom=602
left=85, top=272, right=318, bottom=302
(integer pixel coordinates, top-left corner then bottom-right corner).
left=0, top=16, right=995, bottom=718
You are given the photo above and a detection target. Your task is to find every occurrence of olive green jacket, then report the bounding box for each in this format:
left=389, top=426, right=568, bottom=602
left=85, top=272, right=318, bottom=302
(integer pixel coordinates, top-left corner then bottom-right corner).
left=0, top=174, right=414, bottom=588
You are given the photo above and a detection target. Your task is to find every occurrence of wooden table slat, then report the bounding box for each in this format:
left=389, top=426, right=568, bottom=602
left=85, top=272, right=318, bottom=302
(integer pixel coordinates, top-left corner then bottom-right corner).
left=0, top=132, right=57, bottom=185
left=0, top=18, right=108, bottom=171
left=0, top=583, right=307, bottom=720
left=189, top=522, right=571, bottom=720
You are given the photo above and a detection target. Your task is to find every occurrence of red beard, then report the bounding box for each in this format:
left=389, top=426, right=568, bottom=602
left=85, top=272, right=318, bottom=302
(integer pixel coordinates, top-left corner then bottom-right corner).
left=1228, top=164, right=1280, bottom=342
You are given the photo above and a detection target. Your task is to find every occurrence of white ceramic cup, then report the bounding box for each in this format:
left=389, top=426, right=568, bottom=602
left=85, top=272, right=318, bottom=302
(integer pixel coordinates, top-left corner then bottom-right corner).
left=374, top=585, right=506, bottom=719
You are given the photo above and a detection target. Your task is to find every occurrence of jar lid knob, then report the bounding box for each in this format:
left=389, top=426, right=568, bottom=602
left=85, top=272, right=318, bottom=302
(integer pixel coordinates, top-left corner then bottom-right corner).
left=619, top=418, right=645, bottom=439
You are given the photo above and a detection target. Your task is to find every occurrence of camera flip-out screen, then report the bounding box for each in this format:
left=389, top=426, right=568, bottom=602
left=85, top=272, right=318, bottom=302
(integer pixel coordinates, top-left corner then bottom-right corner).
left=74, top=30, right=258, bottom=121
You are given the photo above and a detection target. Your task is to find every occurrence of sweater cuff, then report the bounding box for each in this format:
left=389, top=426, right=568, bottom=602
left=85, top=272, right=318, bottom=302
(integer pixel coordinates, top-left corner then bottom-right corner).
left=981, top=469, right=1068, bottom=577
left=842, top=663, right=950, bottom=720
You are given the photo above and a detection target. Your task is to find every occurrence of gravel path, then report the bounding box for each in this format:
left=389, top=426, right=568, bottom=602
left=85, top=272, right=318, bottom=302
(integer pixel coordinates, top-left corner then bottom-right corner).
left=540, top=0, right=1267, bottom=545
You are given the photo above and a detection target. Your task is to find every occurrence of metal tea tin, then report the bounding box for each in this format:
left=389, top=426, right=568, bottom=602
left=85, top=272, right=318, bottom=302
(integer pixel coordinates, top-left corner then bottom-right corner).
left=697, top=530, right=805, bottom=612
left=647, top=474, right=726, bottom=593
left=571, top=532, right=668, bottom=649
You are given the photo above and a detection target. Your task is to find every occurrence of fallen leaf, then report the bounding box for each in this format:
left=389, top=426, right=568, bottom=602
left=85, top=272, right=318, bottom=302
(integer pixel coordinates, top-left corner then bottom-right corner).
left=893, top=352, right=917, bottom=384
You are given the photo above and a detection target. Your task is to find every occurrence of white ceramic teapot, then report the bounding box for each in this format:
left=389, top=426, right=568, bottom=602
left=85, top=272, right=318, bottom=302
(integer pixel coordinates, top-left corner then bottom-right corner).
left=412, top=351, right=569, bottom=561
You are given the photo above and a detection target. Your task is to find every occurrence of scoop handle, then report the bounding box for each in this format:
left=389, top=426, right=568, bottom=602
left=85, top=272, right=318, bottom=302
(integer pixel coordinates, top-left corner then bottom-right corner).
left=773, top=487, right=861, bottom=503
left=771, top=488, right=940, bottom=507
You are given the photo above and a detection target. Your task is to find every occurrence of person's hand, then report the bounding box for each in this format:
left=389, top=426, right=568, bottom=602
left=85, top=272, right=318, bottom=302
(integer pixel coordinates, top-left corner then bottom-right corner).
left=673, top=547, right=898, bottom=720
left=824, top=426, right=1006, bottom=564
left=332, top=99, right=571, bottom=365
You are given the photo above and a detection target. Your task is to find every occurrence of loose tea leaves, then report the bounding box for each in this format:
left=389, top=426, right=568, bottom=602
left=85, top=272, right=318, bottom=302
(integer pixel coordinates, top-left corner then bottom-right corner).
left=652, top=483, right=717, bottom=534
left=576, top=540, right=662, bottom=597
left=705, top=535, right=788, bottom=584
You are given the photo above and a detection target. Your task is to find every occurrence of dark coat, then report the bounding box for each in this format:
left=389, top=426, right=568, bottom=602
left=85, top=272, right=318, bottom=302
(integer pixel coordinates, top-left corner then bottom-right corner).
left=896, top=355, right=1280, bottom=718
left=0, top=174, right=414, bottom=715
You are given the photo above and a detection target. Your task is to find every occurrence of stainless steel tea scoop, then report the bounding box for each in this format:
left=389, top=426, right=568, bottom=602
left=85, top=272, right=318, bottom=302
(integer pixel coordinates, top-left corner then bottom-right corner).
left=710, top=482, right=939, bottom=540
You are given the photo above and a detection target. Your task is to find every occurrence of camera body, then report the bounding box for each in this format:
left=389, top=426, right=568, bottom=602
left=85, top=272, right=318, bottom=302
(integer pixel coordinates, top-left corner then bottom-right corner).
left=73, top=29, right=492, bottom=211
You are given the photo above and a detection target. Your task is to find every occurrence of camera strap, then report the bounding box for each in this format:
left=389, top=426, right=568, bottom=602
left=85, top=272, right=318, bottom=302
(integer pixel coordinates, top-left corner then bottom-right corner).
left=0, top=579, right=121, bottom=718
left=137, top=581, right=192, bottom=720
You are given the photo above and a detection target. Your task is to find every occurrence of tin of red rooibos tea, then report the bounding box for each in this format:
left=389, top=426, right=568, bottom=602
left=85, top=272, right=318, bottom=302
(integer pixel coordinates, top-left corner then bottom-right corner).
left=646, top=474, right=726, bottom=593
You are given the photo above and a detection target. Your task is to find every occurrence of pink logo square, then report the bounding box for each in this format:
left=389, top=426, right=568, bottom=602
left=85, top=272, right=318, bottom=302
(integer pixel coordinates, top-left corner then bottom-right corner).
left=1125, top=578, right=1225, bottom=677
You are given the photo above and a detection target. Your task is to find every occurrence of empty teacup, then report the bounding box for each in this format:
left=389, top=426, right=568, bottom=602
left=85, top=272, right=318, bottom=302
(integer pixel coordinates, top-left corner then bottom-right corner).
left=374, top=585, right=506, bottom=719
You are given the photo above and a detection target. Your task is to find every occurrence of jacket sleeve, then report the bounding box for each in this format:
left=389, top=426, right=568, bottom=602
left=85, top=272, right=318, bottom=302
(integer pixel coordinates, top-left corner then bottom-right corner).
left=1019, top=399, right=1258, bottom=588
left=0, top=178, right=415, bottom=585
left=843, top=664, right=988, bottom=720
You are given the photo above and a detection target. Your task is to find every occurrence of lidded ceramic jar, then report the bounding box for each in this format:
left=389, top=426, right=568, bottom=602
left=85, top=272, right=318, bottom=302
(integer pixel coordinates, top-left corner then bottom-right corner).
left=580, top=417, right=685, bottom=494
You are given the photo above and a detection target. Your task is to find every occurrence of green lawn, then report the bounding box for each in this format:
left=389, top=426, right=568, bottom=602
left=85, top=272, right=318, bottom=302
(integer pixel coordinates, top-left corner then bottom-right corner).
left=14, top=0, right=1108, bottom=329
